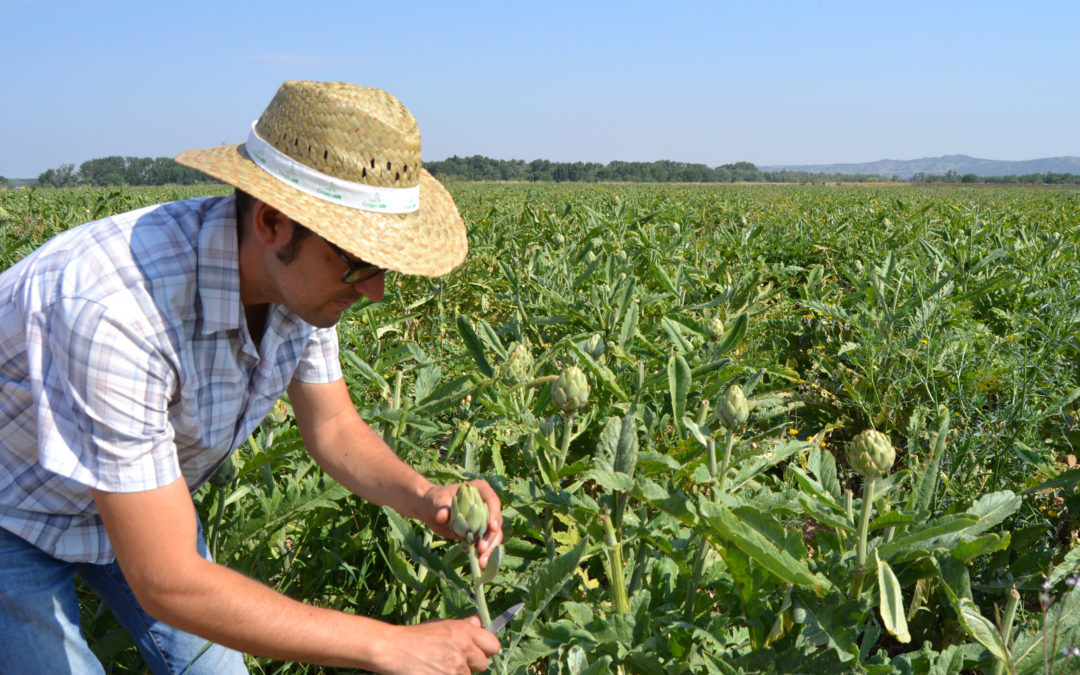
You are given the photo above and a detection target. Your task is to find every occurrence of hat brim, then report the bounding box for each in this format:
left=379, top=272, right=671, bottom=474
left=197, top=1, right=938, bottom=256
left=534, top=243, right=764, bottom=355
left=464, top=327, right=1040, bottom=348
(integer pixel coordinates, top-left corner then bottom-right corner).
left=176, top=144, right=467, bottom=277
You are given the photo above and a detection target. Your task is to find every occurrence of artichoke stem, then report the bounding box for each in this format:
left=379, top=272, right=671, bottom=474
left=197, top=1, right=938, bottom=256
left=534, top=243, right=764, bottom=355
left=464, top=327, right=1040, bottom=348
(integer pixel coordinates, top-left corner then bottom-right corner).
left=851, top=476, right=876, bottom=597
left=559, top=412, right=576, bottom=470
left=467, top=540, right=492, bottom=629
left=705, top=437, right=717, bottom=481
left=602, top=515, right=629, bottom=615
left=717, top=431, right=737, bottom=491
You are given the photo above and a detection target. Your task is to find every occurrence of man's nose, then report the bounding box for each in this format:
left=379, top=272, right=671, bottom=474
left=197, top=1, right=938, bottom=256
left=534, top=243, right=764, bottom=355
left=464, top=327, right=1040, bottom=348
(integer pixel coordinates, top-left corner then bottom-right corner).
left=354, top=272, right=385, bottom=302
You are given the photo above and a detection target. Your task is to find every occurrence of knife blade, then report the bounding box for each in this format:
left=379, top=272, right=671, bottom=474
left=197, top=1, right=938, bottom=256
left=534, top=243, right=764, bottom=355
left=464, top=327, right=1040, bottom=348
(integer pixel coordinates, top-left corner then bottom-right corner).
left=487, top=602, right=524, bottom=634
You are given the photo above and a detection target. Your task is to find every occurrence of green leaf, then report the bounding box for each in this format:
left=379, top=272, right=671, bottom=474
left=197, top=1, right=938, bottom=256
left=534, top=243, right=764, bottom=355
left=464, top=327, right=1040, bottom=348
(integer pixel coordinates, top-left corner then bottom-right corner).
left=614, top=413, right=639, bottom=477
left=617, top=301, right=639, bottom=349
left=965, top=490, right=1021, bottom=532
left=954, top=597, right=1009, bottom=664
left=568, top=341, right=629, bottom=402
left=698, top=502, right=827, bottom=592
left=668, top=354, right=691, bottom=435
left=715, top=312, right=748, bottom=355
left=875, top=514, right=980, bottom=560
left=508, top=537, right=589, bottom=657
left=455, top=314, right=493, bottom=377
left=808, top=448, right=842, bottom=500
left=875, top=551, right=911, bottom=643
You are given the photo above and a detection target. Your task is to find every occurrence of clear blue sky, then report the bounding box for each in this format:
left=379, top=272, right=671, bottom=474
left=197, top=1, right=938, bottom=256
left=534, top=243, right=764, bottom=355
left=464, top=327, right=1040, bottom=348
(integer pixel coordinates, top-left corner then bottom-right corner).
left=3, top=0, right=1078, bottom=178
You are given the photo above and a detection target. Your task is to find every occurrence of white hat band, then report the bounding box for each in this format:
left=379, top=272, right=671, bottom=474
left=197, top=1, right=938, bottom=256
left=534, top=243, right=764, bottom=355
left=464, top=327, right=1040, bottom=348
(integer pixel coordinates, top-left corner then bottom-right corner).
left=244, top=122, right=420, bottom=214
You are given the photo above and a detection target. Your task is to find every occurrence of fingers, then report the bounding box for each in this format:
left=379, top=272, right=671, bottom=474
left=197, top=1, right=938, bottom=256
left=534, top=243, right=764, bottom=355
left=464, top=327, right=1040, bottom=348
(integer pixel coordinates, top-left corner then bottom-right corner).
left=466, top=479, right=503, bottom=566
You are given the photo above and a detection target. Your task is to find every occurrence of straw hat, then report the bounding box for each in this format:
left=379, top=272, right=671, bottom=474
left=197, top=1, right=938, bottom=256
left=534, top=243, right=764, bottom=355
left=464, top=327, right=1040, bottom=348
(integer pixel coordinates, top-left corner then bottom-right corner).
left=176, top=81, right=466, bottom=277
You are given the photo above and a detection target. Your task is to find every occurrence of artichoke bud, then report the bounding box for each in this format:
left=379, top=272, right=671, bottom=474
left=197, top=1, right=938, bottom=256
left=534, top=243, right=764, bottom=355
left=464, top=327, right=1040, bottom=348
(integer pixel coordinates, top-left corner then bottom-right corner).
left=706, top=317, right=725, bottom=341
left=502, top=342, right=534, bottom=383
left=552, top=365, right=590, bottom=414
left=450, top=484, right=489, bottom=543
left=583, top=334, right=605, bottom=360
left=846, top=429, right=895, bottom=479
left=717, top=384, right=749, bottom=430
left=264, top=399, right=289, bottom=426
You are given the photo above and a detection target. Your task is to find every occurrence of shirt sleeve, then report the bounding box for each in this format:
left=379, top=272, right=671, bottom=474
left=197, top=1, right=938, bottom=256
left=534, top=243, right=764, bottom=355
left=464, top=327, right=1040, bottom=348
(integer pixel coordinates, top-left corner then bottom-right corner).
left=291, top=325, right=342, bottom=384
left=27, top=297, right=181, bottom=493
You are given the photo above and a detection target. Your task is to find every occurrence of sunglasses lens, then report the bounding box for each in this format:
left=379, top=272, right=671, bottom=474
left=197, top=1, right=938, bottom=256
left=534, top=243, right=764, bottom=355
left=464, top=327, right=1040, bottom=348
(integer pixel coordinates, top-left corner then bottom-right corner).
left=343, top=266, right=382, bottom=285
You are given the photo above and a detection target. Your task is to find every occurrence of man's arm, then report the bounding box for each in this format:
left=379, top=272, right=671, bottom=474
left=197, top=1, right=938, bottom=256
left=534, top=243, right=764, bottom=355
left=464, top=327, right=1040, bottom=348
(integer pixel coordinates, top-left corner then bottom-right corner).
left=93, top=480, right=499, bottom=672
left=287, top=377, right=503, bottom=564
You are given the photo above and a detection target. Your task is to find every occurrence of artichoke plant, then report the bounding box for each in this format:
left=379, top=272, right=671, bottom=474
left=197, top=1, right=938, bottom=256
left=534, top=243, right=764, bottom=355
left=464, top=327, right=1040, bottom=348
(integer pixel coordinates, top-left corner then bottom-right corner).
left=846, top=430, right=896, bottom=589
left=553, top=365, right=590, bottom=414
left=717, top=384, right=749, bottom=430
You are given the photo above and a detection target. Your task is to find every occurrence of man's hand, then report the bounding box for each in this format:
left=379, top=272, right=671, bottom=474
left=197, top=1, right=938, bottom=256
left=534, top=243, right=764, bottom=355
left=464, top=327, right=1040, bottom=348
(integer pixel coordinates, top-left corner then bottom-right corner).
left=376, top=616, right=500, bottom=674
left=423, top=480, right=503, bottom=567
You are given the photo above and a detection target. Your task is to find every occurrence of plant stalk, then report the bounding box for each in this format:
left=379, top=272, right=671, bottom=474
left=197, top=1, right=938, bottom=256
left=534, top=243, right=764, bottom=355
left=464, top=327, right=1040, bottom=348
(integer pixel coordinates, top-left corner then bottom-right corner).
left=717, top=431, right=737, bottom=491
left=467, top=540, right=492, bottom=629
left=851, top=476, right=876, bottom=597
left=602, top=515, right=629, bottom=615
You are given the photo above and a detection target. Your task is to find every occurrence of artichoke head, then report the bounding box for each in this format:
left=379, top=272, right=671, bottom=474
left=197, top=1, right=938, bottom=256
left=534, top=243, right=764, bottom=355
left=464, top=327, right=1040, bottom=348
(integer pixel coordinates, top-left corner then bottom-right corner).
left=846, top=429, right=895, bottom=479
left=552, top=365, right=590, bottom=414
left=717, top=384, right=749, bottom=430
left=502, top=342, right=534, bottom=384
left=706, top=317, right=725, bottom=341
left=582, top=334, right=605, bottom=360
left=450, top=484, right=489, bottom=543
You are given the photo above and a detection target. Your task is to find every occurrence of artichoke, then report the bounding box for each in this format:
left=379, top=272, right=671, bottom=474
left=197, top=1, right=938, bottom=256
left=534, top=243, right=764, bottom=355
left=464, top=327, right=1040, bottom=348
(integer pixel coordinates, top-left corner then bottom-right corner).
left=846, top=429, right=895, bottom=479
left=502, top=341, right=534, bottom=383
left=717, top=384, right=749, bottom=430
left=450, top=484, right=489, bottom=543
left=706, top=317, right=725, bottom=341
left=552, top=365, right=590, bottom=414
left=582, top=334, right=605, bottom=360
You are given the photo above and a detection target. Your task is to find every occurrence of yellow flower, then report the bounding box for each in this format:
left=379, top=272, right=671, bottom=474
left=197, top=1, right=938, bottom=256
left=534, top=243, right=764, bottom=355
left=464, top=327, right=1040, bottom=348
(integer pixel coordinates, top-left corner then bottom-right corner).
left=788, top=429, right=799, bottom=436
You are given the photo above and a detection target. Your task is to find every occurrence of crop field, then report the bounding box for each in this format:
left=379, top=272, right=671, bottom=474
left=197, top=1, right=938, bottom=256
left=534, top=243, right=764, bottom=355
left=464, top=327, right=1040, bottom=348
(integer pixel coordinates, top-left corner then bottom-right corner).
left=2, top=183, right=1079, bottom=673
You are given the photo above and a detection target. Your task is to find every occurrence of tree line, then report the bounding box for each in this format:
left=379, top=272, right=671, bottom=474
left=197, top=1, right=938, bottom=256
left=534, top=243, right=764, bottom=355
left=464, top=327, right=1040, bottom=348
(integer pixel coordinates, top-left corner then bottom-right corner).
left=425, top=156, right=1080, bottom=185
left=31, top=156, right=217, bottom=188
left=8, top=155, right=1078, bottom=188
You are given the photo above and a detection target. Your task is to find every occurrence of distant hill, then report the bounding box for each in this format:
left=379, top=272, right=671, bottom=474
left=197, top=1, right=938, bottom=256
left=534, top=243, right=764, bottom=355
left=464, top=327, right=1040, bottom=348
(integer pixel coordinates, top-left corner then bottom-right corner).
left=760, top=155, right=1080, bottom=179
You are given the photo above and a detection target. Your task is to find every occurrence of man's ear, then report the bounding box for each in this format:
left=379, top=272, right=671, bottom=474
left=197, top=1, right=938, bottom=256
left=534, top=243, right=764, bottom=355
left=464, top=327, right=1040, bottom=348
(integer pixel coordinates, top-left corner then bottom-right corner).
left=251, top=200, right=294, bottom=246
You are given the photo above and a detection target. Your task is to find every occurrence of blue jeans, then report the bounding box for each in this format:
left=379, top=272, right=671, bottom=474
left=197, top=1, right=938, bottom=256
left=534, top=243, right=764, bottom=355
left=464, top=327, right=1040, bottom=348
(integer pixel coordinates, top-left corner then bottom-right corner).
left=0, top=526, right=248, bottom=675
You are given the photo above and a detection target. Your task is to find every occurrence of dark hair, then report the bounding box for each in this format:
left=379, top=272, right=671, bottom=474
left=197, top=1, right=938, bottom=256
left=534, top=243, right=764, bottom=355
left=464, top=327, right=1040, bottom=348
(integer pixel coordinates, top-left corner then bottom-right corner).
left=234, top=188, right=313, bottom=263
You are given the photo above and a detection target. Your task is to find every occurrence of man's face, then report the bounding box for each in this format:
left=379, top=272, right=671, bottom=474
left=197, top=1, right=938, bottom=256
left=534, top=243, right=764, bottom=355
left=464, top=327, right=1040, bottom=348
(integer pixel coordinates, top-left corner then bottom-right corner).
left=270, top=222, right=386, bottom=327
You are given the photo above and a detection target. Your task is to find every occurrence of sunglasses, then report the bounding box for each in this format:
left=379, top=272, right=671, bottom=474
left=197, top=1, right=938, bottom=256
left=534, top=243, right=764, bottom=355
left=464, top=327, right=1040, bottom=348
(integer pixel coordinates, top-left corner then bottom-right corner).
left=325, top=239, right=385, bottom=284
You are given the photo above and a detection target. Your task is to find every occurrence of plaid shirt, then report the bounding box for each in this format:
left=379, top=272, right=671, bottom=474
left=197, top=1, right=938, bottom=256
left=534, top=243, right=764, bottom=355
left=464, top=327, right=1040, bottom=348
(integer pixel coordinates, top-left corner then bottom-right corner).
left=0, top=194, right=341, bottom=564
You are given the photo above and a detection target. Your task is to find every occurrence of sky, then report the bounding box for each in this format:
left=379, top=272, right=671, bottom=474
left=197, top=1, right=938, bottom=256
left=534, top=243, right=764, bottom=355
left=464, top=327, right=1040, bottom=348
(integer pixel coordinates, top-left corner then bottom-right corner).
left=2, top=0, right=1078, bottom=178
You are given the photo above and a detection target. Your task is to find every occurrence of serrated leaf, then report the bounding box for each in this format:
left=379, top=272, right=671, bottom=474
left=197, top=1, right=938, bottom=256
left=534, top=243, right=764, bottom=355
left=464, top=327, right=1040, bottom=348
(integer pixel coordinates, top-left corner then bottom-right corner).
left=508, top=537, right=589, bottom=657
left=455, top=313, right=493, bottom=377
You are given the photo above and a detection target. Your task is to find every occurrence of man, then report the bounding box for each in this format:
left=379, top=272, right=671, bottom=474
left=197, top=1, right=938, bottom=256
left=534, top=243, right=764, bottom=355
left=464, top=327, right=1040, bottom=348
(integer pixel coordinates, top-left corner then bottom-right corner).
left=0, top=81, right=502, bottom=674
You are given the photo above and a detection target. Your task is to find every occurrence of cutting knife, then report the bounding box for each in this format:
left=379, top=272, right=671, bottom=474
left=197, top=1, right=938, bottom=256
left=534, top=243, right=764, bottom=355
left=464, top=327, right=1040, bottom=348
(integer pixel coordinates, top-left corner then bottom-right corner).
left=487, top=602, right=524, bottom=634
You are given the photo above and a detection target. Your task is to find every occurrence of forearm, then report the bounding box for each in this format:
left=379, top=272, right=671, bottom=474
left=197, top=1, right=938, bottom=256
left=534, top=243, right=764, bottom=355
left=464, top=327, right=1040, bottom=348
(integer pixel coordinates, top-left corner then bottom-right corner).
left=304, top=414, right=433, bottom=519
left=137, top=554, right=398, bottom=670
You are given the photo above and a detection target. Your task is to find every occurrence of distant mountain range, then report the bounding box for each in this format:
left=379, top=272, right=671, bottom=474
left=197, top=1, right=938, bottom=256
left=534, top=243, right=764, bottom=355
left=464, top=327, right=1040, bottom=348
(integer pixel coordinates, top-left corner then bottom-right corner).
left=760, top=155, right=1080, bottom=179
